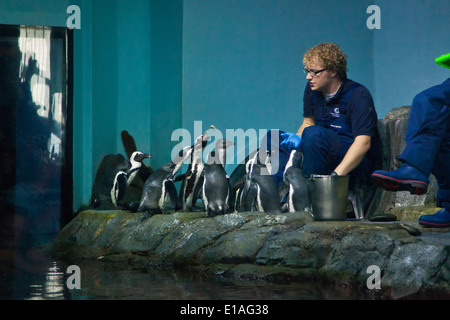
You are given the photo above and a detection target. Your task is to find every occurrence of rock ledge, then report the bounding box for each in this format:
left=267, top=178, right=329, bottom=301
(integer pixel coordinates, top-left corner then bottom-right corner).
left=47, top=209, right=450, bottom=299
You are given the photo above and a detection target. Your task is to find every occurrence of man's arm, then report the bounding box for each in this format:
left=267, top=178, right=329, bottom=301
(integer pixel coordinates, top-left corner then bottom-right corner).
left=296, top=117, right=315, bottom=136
left=333, top=135, right=371, bottom=176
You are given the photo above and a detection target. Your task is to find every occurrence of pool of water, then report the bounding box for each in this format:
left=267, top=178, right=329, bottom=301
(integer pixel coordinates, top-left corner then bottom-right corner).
left=0, top=245, right=381, bottom=300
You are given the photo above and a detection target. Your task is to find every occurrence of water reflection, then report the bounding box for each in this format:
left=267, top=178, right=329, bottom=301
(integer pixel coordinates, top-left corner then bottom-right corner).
left=28, top=262, right=65, bottom=300
left=1, top=247, right=380, bottom=300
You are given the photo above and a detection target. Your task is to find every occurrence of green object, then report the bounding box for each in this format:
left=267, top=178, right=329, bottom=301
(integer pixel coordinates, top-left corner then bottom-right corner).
left=435, top=53, right=450, bottom=69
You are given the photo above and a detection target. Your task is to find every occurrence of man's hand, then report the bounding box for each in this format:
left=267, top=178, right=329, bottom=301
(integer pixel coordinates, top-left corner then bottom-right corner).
left=280, top=132, right=302, bottom=150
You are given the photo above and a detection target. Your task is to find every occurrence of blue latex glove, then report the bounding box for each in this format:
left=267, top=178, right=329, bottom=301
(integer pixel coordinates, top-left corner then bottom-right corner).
left=280, top=132, right=302, bottom=150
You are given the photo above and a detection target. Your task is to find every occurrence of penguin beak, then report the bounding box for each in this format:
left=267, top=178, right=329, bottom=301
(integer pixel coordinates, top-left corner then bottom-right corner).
left=139, top=153, right=152, bottom=162
left=203, top=126, right=215, bottom=140
left=200, top=130, right=212, bottom=150
left=202, top=131, right=211, bottom=142
left=222, top=139, right=234, bottom=148
left=202, top=125, right=216, bottom=142
left=135, top=152, right=152, bottom=162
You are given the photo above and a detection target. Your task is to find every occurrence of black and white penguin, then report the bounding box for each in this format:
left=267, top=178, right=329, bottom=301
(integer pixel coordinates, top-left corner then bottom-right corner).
left=278, top=150, right=311, bottom=213
left=227, top=150, right=258, bottom=213
left=200, top=138, right=234, bottom=217
left=239, top=150, right=280, bottom=214
left=111, top=151, right=152, bottom=208
left=137, top=146, right=193, bottom=214
left=178, top=131, right=211, bottom=211
left=90, top=151, right=151, bottom=210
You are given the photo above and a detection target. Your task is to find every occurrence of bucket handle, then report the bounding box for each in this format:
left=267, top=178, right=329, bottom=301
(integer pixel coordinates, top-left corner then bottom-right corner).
left=306, top=176, right=315, bottom=195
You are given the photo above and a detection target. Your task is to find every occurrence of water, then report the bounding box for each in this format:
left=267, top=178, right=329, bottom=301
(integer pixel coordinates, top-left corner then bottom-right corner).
left=0, top=209, right=377, bottom=301
left=0, top=246, right=377, bottom=300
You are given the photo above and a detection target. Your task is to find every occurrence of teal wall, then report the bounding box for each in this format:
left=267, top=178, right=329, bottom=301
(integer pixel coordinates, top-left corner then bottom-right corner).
left=182, top=0, right=376, bottom=173
left=70, top=0, right=154, bottom=210
left=372, top=0, right=450, bottom=110
left=0, top=0, right=70, bottom=26
left=77, top=0, right=156, bottom=209
left=183, top=0, right=375, bottom=133
left=1, top=0, right=449, bottom=210
left=150, top=0, right=183, bottom=170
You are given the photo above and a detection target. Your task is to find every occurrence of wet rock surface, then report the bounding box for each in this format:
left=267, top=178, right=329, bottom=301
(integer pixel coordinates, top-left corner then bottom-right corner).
left=47, top=208, right=450, bottom=299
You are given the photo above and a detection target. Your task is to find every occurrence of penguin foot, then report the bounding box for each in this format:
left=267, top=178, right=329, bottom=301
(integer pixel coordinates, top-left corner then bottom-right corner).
left=280, top=203, right=288, bottom=213
left=122, top=202, right=140, bottom=212
left=148, top=207, right=164, bottom=215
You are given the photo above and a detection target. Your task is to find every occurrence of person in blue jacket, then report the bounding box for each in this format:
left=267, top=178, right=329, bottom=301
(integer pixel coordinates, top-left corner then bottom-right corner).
left=278, top=43, right=381, bottom=190
left=372, top=53, right=450, bottom=227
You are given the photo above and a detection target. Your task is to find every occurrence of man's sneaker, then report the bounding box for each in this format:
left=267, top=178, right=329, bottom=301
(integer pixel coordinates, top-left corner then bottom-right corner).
left=419, top=208, right=450, bottom=228
left=371, top=164, right=429, bottom=195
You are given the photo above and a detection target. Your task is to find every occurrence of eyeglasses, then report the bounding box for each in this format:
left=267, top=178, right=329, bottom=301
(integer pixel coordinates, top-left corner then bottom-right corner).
left=303, top=67, right=327, bottom=77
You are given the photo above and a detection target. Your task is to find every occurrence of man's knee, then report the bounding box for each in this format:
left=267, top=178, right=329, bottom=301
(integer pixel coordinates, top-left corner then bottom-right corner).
left=302, top=125, right=326, bottom=147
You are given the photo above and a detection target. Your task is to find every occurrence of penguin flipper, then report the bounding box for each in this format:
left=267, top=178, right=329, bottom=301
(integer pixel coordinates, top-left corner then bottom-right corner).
left=229, top=180, right=243, bottom=212
left=116, top=172, right=128, bottom=201
left=139, top=165, right=152, bottom=181
left=192, top=175, right=204, bottom=210
left=233, top=188, right=243, bottom=213
left=238, top=181, right=250, bottom=212
left=246, top=184, right=258, bottom=212
left=174, top=171, right=189, bottom=182
left=121, top=130, right=137, bottom=159
left=165, top=179, right=178, bottom=211
left=240, top=182, right=258, bottom=212
left=111, top=171, right=128, bottom=208
left=278, top=180, right=289, bottom=204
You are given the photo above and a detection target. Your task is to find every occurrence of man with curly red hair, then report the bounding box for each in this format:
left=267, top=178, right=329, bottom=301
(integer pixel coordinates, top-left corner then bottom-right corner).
left=281, top=43, right=381, bottom=191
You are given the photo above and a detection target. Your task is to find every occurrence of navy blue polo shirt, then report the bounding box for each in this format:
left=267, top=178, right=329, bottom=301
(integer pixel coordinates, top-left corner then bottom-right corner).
left=303, top=78, right=382, bottom=168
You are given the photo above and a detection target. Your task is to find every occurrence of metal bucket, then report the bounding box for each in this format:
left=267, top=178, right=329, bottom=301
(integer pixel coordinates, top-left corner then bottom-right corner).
left=308, top=175, right=349, bottom=221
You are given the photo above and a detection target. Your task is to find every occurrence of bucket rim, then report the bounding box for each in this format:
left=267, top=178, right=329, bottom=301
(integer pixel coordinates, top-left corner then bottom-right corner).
left=310, top=174, right=349, bottom=179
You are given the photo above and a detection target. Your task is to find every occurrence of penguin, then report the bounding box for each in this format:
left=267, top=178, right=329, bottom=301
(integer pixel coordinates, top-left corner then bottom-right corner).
left=90, top=151, right=151, bottom=210
left=278, top=150, right=312, bottom=213
left=200, top=138, right=234, bottom=217
left=121, top=130, right=153, bottom=180
left=178, top=130, right=211, bottom=211
left=239, top=150, right=281, bottom=214
left=228, top=150, right=259, bottom=213
left=111, top=151, right=152, bottom=208
left=137, top=146, right=193, bottom=214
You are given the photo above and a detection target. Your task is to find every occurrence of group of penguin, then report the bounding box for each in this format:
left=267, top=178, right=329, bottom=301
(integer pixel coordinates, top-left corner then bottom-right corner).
left=102, top=128, right=312, bottom=217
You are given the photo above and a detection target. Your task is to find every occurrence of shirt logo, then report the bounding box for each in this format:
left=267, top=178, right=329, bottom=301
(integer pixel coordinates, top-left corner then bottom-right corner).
left=332, top=107, right=340, bottom=118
